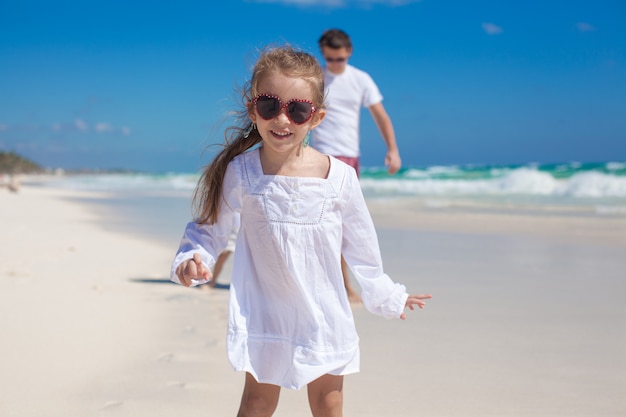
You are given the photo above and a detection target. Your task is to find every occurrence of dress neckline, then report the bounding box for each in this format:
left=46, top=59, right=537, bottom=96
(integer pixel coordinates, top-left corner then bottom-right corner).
left=253, top=148, right=333, bottom=181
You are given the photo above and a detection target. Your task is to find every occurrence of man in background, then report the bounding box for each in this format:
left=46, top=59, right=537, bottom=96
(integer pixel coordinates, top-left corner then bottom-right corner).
left=312, top=28, right=402, bottom=302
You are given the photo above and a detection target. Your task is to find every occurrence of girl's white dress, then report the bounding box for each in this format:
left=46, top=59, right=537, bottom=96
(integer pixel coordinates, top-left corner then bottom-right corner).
left=171, top=148, right=408, bottom=389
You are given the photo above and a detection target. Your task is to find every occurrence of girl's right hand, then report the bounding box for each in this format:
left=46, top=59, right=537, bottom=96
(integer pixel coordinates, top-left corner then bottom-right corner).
left=176, top=253, right=212, bottom=287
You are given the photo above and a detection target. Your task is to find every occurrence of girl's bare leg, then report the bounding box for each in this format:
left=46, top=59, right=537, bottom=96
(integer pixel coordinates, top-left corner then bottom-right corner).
left=237, top=372, right=281, bottom=417
left=307, top=374, right=344, bottom=417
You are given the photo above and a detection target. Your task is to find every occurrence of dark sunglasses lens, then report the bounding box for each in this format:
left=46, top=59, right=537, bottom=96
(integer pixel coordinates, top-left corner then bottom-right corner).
left=256, top=96, right=281, bottom=119
left=288, top=101, right=313, bottom=124
left=326, top=57, right=346, bottom=63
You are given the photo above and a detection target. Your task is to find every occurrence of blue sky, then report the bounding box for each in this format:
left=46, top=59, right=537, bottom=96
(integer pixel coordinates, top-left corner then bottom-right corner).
left=1, top=0, right=624, bottom=172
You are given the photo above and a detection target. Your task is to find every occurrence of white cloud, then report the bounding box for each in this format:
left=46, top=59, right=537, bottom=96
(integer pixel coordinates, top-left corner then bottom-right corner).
left=246, top=0, right=420, bottom=7
left=576, top=22, right=595, bottom=32
left=91, top=122, right=132, bottom=136
left=0, top=118, right=132, bottom=137
left=482, top=22, right=503, bottom=35
left=74, top=118, right=88, bottom=131
left=2, top=119, right=131, bottom=137
left=352, top=0, right=420, bottom=4
left=95, top=122, right=114, bottom=133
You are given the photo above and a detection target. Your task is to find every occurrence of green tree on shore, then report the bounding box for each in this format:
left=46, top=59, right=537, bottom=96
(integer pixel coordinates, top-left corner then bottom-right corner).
left=0, top=151, right=43, bottom=173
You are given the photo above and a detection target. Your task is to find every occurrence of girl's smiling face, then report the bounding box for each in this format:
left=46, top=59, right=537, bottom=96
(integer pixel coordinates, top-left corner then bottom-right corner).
left=250, top=73, right=324, bottom=156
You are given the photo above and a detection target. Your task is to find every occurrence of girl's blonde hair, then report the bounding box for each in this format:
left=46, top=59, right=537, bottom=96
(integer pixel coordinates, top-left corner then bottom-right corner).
left=193, top=45, right=325, bottom=225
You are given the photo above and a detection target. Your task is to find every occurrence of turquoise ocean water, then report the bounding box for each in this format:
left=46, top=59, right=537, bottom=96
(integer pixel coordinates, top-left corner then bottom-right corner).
left=36, top=160, right=626, bottom=244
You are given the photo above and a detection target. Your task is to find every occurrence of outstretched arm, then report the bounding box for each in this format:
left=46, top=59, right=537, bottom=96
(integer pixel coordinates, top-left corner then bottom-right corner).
left=176, top=253, right=213, bottom=287
left=368, top=102, right=401, bottom=175
left=400, top=294, right=433, bottom=320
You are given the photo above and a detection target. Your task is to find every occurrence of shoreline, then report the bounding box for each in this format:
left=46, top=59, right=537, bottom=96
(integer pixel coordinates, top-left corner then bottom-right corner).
left=1, top=184, right=625, bottom=416
left=367, top=197, right=626, bottom=247
left=21, top=174, right=626, bottom=250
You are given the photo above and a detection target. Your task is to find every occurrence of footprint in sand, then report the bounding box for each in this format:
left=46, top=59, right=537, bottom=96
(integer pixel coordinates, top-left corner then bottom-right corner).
left=156, top=352, right=175, bottom=362
left=101, top=400, right=124, bottom=410
left=204, top=338, right=219, bottom=347
left=4, top=266, right=31, bottom=278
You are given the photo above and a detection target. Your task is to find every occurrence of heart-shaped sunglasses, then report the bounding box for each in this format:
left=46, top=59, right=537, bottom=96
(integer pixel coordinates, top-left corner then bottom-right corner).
left=252, top=94, right=316, bottom=125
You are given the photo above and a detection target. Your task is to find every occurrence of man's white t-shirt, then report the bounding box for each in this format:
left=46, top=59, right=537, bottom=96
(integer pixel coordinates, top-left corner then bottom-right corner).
left=312, top=64, right=383, bottom=158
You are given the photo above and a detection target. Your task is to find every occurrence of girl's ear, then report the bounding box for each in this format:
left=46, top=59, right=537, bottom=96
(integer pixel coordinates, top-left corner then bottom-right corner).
left=309, top=109, right=326, bottom=129
left=247, top=100, right=256, bottom=123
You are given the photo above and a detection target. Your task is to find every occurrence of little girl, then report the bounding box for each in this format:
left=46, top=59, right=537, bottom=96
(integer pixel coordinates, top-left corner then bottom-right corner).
left=171, top=45, right=431, bottom=417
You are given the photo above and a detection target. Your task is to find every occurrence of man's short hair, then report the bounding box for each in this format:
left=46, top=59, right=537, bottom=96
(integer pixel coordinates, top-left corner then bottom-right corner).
left=318, top=29, right=352, bottom=50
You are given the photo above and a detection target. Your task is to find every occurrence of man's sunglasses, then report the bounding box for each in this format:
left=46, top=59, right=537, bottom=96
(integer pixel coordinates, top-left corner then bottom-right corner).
left=253, top=94, right=316, bottom=125
left=324, top=57, right=347, bottom=63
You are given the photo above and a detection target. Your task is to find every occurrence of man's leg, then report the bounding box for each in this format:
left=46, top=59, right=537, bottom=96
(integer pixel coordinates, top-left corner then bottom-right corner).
left=341, top=256, right=361, bottom=303
left=209, top=250, right=232, bottom=287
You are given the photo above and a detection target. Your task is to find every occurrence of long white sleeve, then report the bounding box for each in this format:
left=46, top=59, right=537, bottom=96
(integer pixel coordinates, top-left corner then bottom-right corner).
left=170, top=162, right=243, bottom=286
left=339, top=167, right=408, bottom=319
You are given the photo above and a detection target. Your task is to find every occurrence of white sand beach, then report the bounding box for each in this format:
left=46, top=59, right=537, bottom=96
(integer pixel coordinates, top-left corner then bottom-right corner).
left=1, top=184, right=625, bottom=417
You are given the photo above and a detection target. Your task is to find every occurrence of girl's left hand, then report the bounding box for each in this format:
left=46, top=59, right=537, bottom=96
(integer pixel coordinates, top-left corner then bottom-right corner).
left=401, top=294, right=432, bottom=320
